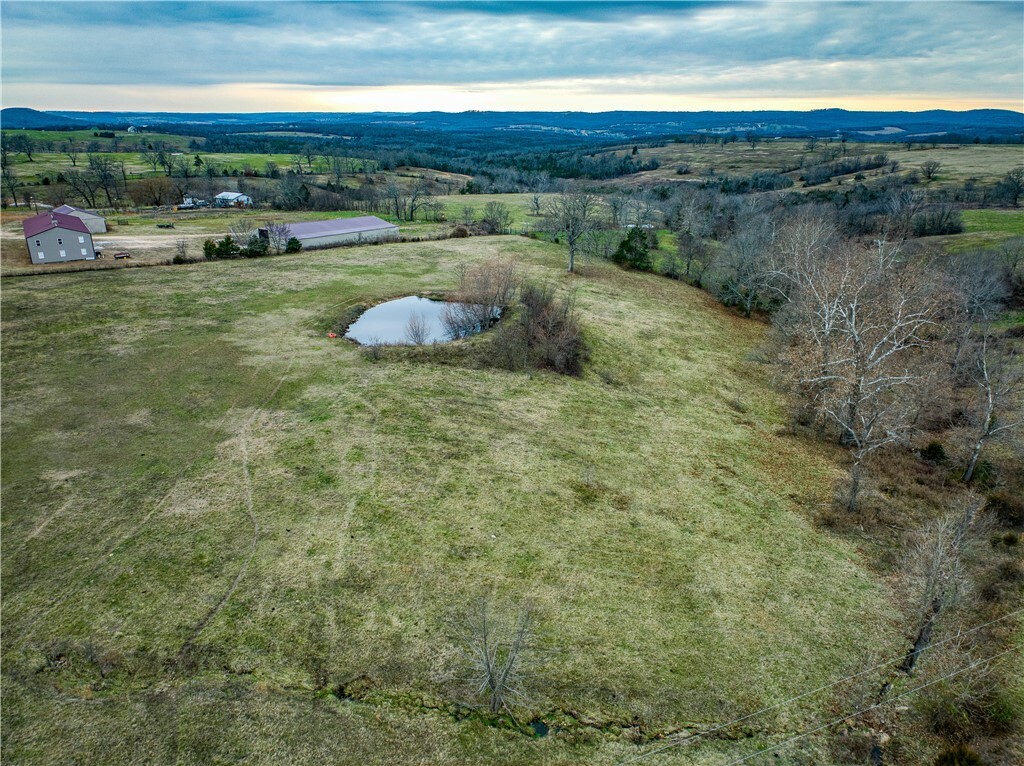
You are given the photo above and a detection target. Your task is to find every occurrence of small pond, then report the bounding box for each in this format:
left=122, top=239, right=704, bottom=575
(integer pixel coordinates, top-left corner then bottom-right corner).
left=344, top=295, right=499, bottom=346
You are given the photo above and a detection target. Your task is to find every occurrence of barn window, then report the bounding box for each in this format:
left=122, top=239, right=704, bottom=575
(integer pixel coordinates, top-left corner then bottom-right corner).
left=34, top=239, right=41, bottom=246
left=79, top=236, right=85, bottom=243
left=59, top=250, right=67, bottom=258
left=37, top=252, right=45, bottom=259
left=57, top=237, right=63, bottom=245
left=81, top=248, right=88, bottom=255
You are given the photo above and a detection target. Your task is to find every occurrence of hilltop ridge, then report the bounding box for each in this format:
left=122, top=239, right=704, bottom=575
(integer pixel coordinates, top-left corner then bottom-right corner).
left=3, top=106, right=1022, bottom=140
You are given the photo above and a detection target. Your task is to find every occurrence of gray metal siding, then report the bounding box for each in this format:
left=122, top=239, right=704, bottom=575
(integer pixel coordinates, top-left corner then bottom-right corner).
left=28, top=227, right=96, bottom=265
left=297, top=227, right=399, bottom=249
left=67, top=212, right=107, bottom=234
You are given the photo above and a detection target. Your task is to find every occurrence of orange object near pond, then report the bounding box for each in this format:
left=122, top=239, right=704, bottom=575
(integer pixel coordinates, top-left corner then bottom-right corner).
left=327, top=332, right=338, bottom=338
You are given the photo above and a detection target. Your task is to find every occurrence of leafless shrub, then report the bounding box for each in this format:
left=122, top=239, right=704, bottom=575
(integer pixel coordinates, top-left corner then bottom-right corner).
left=490, top=283, right=588, bottom=377
left=405, top=312, right=430, bottom=345
left=453, top=597, right=535, bottom=715
left=228, top=220, right=255, bottom=244
left=360, top=336, right=385, bottom=361
left=262, top=221, right=291, bottom=253
left=172, top=238, right=200, bottom=264
left=443, top=258, right=519, bottom=339
left=481, top=201, right=513, bottom=234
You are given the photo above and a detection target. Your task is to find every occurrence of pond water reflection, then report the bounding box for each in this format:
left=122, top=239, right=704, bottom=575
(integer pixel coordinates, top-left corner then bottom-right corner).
left=344, top=295, right=498, bottom=346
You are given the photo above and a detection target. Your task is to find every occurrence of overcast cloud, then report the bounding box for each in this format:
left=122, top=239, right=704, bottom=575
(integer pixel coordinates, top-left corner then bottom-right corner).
left=1, top=1, right=1021, bottom=112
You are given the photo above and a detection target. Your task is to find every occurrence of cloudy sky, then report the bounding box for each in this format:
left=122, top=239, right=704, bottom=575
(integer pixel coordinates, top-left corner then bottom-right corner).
left=2, top=1, right=1022, bottom=113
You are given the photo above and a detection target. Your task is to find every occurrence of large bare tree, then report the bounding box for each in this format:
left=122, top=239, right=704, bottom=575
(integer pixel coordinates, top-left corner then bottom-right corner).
left=775, top=239, right=954, bottom=510
left=2, top=163, right=21, bottom=206
left=545, top=192, right=602, bottom=273
left=87, top=154, right=121, bottom=206
left=960, top=328, right=1024, bottom=483
left=717, top=208, right=778, bottom=317
left=63, top=169, right=101, bottom=208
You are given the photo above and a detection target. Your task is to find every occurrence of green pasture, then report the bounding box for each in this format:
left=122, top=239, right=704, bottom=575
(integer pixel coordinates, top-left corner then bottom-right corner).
left=435, top=193, right=551, bottom=227
left=4, top=150, right=314, bottom=183
left=1, top=235, right=899, bottom=763
left=9, top=128, right=197, bottom=150
left=962, top=208, right=1024, bottom=236
left=939, top=208, right=1024, bottom=252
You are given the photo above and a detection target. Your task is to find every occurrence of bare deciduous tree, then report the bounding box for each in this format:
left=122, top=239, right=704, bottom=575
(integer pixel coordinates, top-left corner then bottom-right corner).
left=717, top=211, right=777, bottom=317
left=405, top=312, right=430, bottom=345
left=7, top=133, right=34, bottom=162
left=130, top=176, right=175, bottom=207
left=624, top=191, right=658, bottom=230
left=674, top=231, right=717, bottom=287
left=407, top=180, right=432, bottom=222
left=87, top=154, right=121, bottom=206
left=2, top=163, right=20, bottom=207
left=63, top=140, right=80, bottom=167
left=885, top=189, right=925, bottom=237
left=580, top=228, right=624, bottom=263
left=961, top=329, right=1024, bottom=483
left=443, top=258, right=519, bottom=339
left=63, top=169, right=101, bottom=208
left=482, top=201, right=513, bottom=234
left=263, top=221, right=292, bottom=254
left=545, top=192, right=602, bottom=272
left=774, top=239, right=954, bottom=511
left=900, top=499, right=978, bottom=674
left=529, top=193, right=543, bottom=216
left=995, top=167, right=1024, bottom=207
left=921, top=160, right=942, bottom=180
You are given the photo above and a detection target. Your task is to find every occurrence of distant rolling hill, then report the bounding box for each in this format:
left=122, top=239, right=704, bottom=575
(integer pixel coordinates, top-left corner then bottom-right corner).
left=0, top=107, right=87, bottom=129
left=2, top=106, right=1022, bottom=140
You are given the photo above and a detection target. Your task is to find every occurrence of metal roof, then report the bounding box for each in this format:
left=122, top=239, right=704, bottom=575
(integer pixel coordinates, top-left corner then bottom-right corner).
left=281, top=216, right=398, bottom=240
left=52, top=204, right=103, bottom=219
left=23, top=212, right=92, bottom=239
left=215, top=191, right=248, bottom=200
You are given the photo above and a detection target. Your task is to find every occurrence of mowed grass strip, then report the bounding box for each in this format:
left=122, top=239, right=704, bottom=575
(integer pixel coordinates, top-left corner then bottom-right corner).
left=2, top=237, right=899, bottom=763
left=961, top=208, right=1024, bottom=236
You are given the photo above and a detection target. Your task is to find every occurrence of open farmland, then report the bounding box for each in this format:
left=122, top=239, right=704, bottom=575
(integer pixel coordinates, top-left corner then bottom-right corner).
left=0, top=208, right=455, bottom=275
left=0, top=235, right=905, bottom=764
left=601, top=139, right=1024, bottom=190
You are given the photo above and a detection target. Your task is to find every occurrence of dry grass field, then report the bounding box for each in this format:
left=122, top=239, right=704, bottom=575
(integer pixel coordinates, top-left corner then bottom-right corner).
left=1, top=234, right=904, bottom=764
left=602, top=139, right=1024, bottom=189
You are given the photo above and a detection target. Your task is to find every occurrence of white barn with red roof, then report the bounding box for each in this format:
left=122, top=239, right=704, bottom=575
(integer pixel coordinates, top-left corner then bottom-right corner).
left=51, top=204, right=107, bottom=233
left=23, top=212, right=98, bottom=265
left=259, top=216, right=399, bottom=250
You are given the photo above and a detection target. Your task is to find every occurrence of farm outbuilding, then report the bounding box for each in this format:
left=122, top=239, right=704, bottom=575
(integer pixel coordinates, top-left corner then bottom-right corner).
left=260, top=216, right=399, bottom=249
left=52, top=204, right=107, bottom=233
left=214, top=192, right=253, bottom=208
left=23, top=212, right=98, bottom=265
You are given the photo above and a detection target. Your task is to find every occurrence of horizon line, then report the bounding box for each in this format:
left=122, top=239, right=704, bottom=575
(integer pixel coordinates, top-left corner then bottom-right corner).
left=6, top=106, right=1024, bottom=116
